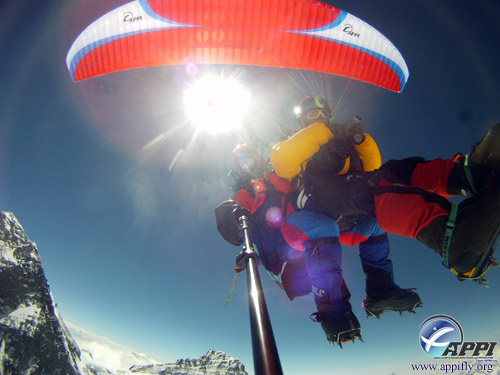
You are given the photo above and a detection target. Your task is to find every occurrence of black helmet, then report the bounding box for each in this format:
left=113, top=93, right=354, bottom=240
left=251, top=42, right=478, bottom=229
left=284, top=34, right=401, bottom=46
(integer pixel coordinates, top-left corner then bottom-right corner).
left=232, top=144, right=265, bottom=178
left=294, top=96, right=331, bottom=118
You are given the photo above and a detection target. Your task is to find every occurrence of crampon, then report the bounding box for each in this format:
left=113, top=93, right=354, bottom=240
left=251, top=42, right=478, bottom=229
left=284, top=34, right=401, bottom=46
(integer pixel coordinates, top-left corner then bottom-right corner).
left=362, top=288, right=423, bottom=319
left=452, top=254, right=499, bottom=287
left=310, top=311, right=363, bottom=349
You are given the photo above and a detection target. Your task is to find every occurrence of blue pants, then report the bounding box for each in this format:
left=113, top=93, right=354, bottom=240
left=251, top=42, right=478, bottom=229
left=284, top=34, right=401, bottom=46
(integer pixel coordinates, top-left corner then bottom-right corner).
left=283, top=211, right=399, bottom=313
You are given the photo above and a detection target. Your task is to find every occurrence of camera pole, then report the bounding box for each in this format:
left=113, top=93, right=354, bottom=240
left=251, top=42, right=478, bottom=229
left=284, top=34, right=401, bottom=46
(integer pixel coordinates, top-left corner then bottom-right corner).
left=235, top=210, right=284, bottom=375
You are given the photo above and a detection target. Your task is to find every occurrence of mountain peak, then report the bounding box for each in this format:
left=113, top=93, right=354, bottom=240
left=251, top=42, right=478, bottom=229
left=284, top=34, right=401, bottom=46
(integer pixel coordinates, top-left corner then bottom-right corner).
left=0, top=212, right=248, bottom=375
left=130, top=349, right=247, bottom=374
left=0, top=212, right=81, bottom=375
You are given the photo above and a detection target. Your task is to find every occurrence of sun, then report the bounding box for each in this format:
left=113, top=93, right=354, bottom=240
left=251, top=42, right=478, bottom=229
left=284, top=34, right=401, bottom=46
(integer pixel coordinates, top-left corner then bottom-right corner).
left=183, top=74, right=251, bottom=134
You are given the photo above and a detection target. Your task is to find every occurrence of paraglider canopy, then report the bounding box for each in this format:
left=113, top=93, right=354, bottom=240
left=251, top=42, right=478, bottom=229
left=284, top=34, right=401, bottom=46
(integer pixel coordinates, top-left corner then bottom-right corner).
left=66, top=0, right=409, bottom=93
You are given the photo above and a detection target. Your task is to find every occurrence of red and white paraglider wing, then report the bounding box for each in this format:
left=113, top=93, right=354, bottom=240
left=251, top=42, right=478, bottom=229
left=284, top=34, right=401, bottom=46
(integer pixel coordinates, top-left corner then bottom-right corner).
left=66, top=0, right=199, bottom=82
left=67, top=0, right=409, bottom=92
left=284, top=9, right=409, bottom=93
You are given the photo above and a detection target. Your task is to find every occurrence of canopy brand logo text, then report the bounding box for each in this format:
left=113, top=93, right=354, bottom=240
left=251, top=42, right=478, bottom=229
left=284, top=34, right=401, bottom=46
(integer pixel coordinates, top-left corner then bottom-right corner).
left=343, top=24, right=360, bottom=38
left=123, top=12, right=142, bottom=23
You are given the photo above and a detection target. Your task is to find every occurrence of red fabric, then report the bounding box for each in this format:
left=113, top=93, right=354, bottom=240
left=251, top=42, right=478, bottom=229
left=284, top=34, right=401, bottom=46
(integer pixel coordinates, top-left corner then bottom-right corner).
left=233, top=188, right=264, bottom=213
left=73, top=0, right=402, bottom=91
left=233, top=173, right=296, bottom=214
left=373, top=178, right=449, bottom=238
left=410, top=155, right=461, bottom=198
left=267, top=173, right=296, bottom=194
left=281, top=222, right=310, bottom=251
left=339, top=233, right=368, bottom=247
left=372, top=156, right=462, bottom=238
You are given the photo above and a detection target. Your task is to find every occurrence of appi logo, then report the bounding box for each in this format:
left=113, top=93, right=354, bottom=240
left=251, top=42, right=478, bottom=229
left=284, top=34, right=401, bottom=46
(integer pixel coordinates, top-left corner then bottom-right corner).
left=419, top=315, right=463, bottom=357
left=419, top=315, right=497, bottom=358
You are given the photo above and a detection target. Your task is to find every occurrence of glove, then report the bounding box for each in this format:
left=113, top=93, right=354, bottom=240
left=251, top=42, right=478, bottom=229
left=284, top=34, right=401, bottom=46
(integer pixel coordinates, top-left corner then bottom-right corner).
left=345, top=115, right=365, bottom=144
left=328, top=121, right=348, bottom=139
left=307, top=132, right=350, bottom=175
left=215, top=200, right=244, bottom=246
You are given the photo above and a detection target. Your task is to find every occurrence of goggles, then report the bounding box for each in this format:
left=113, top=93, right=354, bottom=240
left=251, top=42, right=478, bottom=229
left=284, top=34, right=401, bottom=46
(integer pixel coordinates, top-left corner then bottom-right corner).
left=304, top=109, right=330, bottom=120
left=234, top=151, right=261, bottom=176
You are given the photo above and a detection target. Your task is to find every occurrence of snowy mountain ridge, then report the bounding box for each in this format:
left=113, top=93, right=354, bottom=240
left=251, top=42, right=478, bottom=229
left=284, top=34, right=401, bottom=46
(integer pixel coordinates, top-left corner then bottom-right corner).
left=0, top=212, right=247, bottom=375
left=130, top=349, right=247, bottom=374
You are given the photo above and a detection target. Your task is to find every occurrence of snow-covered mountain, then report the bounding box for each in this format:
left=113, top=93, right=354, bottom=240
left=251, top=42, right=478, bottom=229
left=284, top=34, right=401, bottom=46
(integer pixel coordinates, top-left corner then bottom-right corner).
left=0, top=212, right=81, bottom=375
left=0, top=212, right=248, bottom=375
left=130, top=349, right=247, bottom=375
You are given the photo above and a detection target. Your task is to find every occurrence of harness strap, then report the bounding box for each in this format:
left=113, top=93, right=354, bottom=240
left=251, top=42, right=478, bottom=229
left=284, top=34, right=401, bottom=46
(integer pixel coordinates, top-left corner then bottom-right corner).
left=305, top=237, right=340, bottom=255
left=371, top=185, right=452, bottom=211
left=442, top=203, right=458, bottom=268
left=463, top=153, right=477, bottom=194
left=360, top=233, right=388, bottom=244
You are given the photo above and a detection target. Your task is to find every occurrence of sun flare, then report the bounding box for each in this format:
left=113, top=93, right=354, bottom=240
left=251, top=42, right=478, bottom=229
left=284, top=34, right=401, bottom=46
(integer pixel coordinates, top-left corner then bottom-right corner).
left=183, top=74, right=251, bottom=134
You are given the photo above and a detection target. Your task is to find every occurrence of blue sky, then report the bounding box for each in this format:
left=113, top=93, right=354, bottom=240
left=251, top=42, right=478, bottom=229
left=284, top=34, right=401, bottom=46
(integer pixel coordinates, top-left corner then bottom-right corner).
left=1, top=1, right=500, bottom=374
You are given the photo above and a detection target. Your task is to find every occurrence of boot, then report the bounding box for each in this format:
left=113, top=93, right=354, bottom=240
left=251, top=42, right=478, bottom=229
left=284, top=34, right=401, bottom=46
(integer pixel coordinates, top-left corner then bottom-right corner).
left=447, top=123, right=500, bottom=196
left=311, top=310, right=362, bottom=348
left=417, top=185, right=500, bottom=280
left=362, top=264, right=422, bottom=317
left=469, top=123, right=500, bottom=169
left=363, top=289, right=422, bottom=318
left=363, top=263, right=402, bottom=301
